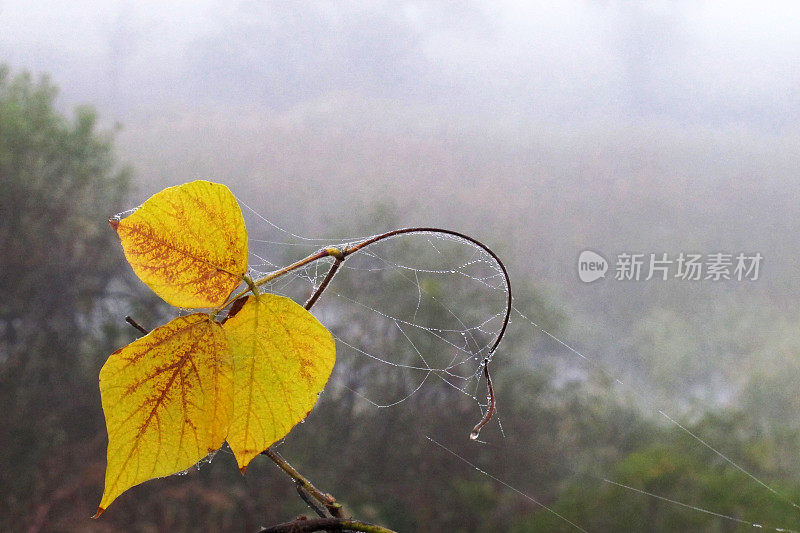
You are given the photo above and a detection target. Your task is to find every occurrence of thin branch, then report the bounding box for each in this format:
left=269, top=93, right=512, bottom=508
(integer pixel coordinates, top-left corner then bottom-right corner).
left=304, top=256, right=343, bottom=310
left=261, top=448, right=343, bottom=518
left=296, top=482, right=329, bottom=518
left=254, top=248, right=338, bottom=290
left=216, top=248, right=334, bottom=311
left=124, top=315, right=149, bottom=335
left=259, top=517, right=395, bottom=533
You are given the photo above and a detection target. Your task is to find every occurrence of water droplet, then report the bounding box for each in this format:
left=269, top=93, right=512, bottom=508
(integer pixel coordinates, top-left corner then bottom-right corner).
left=469, top=430, right=479, bottom=440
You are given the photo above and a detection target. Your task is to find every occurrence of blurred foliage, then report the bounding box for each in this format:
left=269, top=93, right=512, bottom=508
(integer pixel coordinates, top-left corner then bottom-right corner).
left=513, top=411, right=800, bottom=532
left=0, top=66, right=133, bottom=527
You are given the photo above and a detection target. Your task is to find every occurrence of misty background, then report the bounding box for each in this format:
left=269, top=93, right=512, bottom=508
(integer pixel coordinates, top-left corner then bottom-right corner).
left=3, top=1, right=800, bottom=531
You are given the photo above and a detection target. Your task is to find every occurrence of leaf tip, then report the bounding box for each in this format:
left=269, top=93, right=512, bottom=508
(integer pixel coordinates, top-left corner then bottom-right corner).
left=239, top=464, right=248, bottom=475
left=91, top=507, right=105, bottom=519
left=108, top=217, right=119, bottom=231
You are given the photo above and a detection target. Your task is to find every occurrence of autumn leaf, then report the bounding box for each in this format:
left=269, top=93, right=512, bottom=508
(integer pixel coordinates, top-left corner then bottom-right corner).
left=95, top=314, right=233, bottom=517
left=97, top=181, right=340, bottom=516
left=111, top=180, right=248, bottom=308
left=222, top=294, right=336, bottom=472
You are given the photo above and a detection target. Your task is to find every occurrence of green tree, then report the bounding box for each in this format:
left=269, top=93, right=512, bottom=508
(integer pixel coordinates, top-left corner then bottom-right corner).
left=513, top=411, right=800, bottom=532
left=0, top=66, right=130, bottom=528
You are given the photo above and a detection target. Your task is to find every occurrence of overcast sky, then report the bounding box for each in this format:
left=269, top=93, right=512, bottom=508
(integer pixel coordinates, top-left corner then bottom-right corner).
left=2, top=1, right=799, bottom=132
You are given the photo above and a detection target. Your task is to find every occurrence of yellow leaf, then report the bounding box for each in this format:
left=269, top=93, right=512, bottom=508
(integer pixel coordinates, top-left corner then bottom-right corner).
left=222, top=294, right=336, bottom=472
left=95, top=314, right=233, bottom=516
left=111, top=180, right=248, bottom=308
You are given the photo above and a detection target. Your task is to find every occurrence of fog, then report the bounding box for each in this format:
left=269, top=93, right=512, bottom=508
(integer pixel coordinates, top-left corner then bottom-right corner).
left=4, top=2, right=800, bottom=530
left=3, top=1, right=800, bottom=128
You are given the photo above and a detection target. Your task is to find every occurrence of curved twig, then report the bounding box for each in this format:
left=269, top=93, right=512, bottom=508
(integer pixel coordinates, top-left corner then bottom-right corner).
left=341, top=227, right=512, bottom=358
left=339, top=227, right=511, bottom=439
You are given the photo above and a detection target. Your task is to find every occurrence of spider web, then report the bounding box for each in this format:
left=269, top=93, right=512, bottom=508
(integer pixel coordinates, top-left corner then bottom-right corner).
left=241, top=199, right=507, bottom=417
left=234, top=197, right=799, bottom=533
